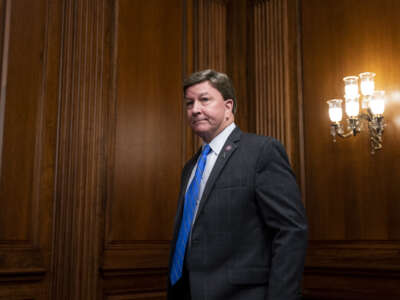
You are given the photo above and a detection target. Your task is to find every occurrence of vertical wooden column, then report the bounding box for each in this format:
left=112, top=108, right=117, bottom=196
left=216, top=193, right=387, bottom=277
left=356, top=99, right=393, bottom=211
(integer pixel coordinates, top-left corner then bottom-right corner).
left=250, top=0, right=303, bottom=177
left=195, top=0, right=228, bottom=72
left=50, top=0, right=107, bottom=298
left=192, top=0, right=229, bottom=150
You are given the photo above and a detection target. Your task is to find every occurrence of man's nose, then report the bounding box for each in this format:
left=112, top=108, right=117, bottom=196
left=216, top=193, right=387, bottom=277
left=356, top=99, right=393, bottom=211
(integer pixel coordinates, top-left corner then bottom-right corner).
left=191, top=100, right=201, bottom=115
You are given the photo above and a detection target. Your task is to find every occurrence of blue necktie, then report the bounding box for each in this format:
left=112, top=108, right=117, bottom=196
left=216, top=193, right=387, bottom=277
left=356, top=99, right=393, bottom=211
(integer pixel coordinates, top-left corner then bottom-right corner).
left=170, top=144, right=211, bottom=285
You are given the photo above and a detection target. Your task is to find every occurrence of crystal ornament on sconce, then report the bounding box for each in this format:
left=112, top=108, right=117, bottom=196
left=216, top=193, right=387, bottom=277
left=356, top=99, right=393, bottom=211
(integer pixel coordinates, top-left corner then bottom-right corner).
left=327, top=72, right=386, bottom=154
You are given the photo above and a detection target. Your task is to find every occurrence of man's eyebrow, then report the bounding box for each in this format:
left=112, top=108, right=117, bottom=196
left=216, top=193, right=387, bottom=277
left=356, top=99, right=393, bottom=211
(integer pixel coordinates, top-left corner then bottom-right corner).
left=184, top=92, right=210, bottom=101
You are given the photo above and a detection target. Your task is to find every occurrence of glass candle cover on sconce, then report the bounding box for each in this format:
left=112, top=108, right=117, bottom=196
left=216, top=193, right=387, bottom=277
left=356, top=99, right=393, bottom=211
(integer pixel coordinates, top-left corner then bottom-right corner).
left=343, top=76, right=359, bottom=99
left=327, top=99, right=343, bottom=122
left=345, top=97, right=360, bottom=117
left=359, top=72, right=376, bottom=96
left=369, top=90, right=385, bottom=115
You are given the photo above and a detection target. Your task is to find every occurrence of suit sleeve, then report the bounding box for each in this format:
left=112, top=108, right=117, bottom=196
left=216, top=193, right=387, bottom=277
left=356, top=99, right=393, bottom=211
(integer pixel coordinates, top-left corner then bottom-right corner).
left=255, top=138, right=308, bottom=300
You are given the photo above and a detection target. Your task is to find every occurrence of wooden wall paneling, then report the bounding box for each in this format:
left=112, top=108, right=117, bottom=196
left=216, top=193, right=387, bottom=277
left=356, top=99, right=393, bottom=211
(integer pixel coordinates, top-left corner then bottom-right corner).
left=50, top=0, right=107, bottom=299
left=249, top=0, right=303, bottom=178
left=105, top=291, right=165, bottom=300
left=0, top=0, right=61, bottom=298
left=183, top=0, right=196, bottom=161
left=226, top=0, right=248, bottom=132
left=194, top=0, right=252, bottom=147
left=102, top=0, right=184, bottom=297
left=301, top=0, right=400, bottom=299
left=193, top=0, right=228, bottom=154
left=195, top=0, right=227, bottom=72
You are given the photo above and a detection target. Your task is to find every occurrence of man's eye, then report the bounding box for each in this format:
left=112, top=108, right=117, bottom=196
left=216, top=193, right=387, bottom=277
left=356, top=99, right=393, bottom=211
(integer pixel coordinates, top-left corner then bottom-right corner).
left=200, top=97, right=209, bottom=102
left=186, top=101, right=193, bottom=107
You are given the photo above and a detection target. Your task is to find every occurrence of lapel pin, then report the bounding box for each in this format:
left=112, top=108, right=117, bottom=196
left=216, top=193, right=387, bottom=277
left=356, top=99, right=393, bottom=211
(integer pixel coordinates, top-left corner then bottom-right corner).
left=222, top=145, right=232, bottom=159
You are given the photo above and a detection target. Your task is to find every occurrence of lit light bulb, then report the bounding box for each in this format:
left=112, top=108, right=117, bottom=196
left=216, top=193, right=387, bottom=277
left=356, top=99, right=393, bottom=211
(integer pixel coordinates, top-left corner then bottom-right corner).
left=369, top=90, right=385, bottom=115
left=343, top=76, right=359, bottom=99
left=359, top=72, right=376, bottom=96
left=345, top=97, right=360, bottom=117
left=327, top=99, right=343, bottom=122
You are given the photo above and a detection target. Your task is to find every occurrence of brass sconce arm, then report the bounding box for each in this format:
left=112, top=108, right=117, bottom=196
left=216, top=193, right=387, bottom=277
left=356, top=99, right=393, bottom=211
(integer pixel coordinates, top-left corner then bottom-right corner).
left=329, top=109, right=385, bottom=154
left=330, top=119, right=360, bottom=142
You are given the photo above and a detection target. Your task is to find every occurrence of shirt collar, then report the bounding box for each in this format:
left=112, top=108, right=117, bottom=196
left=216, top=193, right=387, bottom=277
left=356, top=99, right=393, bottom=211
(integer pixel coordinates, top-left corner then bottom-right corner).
left=203, top=122, right=236, bottom=155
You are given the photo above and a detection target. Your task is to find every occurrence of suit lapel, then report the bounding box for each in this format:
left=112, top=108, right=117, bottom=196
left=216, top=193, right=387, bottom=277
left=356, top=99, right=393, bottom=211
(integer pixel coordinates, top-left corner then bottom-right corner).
left=192, top=127, right=241, bottom=227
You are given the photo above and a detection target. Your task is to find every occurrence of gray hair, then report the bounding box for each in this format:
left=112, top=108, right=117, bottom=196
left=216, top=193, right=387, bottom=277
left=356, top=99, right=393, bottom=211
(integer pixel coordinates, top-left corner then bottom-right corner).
left=183, top=69, right=237, bottom=114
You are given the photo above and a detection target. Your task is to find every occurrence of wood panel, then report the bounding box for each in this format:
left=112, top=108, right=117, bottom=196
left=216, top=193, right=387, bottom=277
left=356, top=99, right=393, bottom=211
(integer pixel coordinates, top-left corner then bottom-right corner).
left=0, top=0, right=61, bottom=298
left=106, top=291, right=165, bottom=300
left=226, top=0, right=249, bottom=133
left=102, top=0, right=185, bottom=297
left=302, top=0, right=400, bottom=242
left=248, top=0, right=303, bottom=179
left=301, top=0, right=400, bottom=298
left=195, top=0, right=228, bottom=72
left=50, top=0, right=107, bottom=298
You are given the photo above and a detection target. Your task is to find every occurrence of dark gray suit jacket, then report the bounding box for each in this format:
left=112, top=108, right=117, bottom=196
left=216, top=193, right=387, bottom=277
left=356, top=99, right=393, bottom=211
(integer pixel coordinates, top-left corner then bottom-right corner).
left=168, top=127, right=308, bottom=300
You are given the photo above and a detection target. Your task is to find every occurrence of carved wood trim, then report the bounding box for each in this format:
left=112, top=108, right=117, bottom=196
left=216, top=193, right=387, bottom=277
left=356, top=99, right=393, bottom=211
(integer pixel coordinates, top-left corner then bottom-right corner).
left=0, top=0, right=10, bottom=173
left=190, top=0, right=228, bottom=151
left=195, top=0, right=227, bottom=72
left=306, top=240, right=400, bottom=273
left=0, top=268, right=46, bottom=282
left=102, top=242, right=170, bottom=271
left=182, top=0, right=197, bottom=161
left=253, top=0, right=286, bottom=140
left=304, top=240, right=400, bottom=299
left=50, top=0, right=108, bottom=298
left=250, top=0, right=303, bottom=188
left=106, top=291, right=166, bottom=300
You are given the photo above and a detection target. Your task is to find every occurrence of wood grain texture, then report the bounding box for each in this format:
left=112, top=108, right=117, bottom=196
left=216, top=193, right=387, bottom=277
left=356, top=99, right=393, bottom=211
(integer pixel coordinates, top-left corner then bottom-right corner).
left=195, top=0, right=227, bottom=72
left=106, top=291, right=166, bottom=300
left=0, top=0, right=46, bottom=244
left=50, top=0, right=106, bottom=298
left=190, top=0, right=229, bottom=151
left=301, top=0, right=400, bottom=299
left=249, top=0, right=302, bottom=176
left=302, top=0, right=400, bottom=242
left=105, top=0, right=183, bottom=244
left=0, top=0, right=61, bottom=298
left=102, top=0, right=184, bottom=297
left=226, top=0, right=248, bottom=133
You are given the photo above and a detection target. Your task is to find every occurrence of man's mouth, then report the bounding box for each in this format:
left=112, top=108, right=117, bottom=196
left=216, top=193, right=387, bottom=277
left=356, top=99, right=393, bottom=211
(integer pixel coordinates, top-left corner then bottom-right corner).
left=192, top=119, right=207, bottom=124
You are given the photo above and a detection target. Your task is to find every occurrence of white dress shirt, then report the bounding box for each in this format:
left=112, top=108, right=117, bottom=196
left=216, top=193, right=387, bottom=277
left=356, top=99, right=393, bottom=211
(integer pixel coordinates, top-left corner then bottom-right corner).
left=186, top=122, right=236, bottom=223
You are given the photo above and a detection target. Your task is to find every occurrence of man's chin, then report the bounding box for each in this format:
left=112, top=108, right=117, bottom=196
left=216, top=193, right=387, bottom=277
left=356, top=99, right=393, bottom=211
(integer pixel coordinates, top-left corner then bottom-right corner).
left=191, top=126, right=210, bottom=136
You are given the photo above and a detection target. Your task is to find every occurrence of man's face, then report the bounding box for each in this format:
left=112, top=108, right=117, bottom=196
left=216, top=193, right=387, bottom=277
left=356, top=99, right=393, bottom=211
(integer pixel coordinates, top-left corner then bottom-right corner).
left=185, top=81, right=233, bottom=143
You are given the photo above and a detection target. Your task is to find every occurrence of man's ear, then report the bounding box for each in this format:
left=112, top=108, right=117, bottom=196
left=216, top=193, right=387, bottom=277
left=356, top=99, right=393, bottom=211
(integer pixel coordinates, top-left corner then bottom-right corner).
left=224, top=99, right=234, bottom=113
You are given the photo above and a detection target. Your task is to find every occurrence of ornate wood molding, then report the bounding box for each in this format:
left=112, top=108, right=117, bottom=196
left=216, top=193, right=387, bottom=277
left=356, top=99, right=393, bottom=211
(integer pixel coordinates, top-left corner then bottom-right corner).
left=0, top=0, right=10, bottom=163
left=249, top=0, right=303, bottom=184
left=306, top=240, right=400, bottom=272
left=0, top=268, right=46, bottom=283
left=50, top=0, right=108, bottom=298
left=253, top=0, right=286, bottom=141
left=195, top=0, right=228, bottom=72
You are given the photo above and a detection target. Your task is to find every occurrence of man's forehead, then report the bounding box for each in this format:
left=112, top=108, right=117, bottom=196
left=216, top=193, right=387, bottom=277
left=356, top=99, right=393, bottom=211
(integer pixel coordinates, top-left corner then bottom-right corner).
left=184, top=81, right=218, bottom=98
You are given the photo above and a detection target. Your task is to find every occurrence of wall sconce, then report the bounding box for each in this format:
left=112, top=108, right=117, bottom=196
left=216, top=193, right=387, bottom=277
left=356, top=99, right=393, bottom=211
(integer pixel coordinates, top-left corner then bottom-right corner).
left=327, top=72, right=386, bottom=154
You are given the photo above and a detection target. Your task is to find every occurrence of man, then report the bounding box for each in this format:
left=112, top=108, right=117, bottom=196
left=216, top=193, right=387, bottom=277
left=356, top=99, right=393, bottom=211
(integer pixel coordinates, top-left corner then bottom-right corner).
left=167, top=69, right=308, bottom=300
